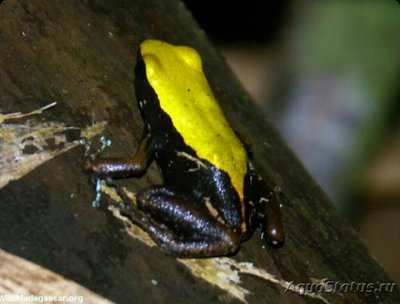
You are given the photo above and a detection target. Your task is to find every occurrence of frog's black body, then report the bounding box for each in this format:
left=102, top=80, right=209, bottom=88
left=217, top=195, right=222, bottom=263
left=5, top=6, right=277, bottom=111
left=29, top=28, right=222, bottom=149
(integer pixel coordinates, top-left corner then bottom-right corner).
left=87, top=42, right=284, bottom=258
left=135, top=58, right=246, bottom=235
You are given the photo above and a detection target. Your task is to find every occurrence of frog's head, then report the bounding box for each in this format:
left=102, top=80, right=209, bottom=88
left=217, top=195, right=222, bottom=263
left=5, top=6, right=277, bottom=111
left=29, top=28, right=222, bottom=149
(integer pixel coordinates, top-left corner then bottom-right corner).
left=139, top=39, right=202, bottom=76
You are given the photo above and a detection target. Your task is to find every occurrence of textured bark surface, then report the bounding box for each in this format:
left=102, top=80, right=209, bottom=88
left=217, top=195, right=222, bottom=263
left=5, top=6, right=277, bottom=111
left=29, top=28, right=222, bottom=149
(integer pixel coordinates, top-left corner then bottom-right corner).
left=0, top=1, right=398, bottom=303
left=0, top=249, right=113, bottom=303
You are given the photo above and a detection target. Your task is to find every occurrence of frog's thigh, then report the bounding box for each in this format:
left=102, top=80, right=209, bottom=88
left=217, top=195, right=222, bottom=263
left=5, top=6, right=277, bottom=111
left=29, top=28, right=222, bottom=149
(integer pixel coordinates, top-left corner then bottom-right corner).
left=130, top=186, right=240, bottom=257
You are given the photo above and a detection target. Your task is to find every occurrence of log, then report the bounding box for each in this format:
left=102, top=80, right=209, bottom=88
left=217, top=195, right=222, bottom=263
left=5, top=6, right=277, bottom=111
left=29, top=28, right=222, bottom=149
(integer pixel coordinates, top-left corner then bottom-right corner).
left=0, top=249, right=113, bottom=304
left=0, top=1, right=398, bottom=303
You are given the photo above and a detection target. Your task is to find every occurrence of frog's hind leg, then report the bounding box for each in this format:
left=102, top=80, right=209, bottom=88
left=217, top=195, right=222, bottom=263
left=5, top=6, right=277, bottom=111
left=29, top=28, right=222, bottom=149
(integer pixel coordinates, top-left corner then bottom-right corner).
left=119, top=186, right=240, bottom=258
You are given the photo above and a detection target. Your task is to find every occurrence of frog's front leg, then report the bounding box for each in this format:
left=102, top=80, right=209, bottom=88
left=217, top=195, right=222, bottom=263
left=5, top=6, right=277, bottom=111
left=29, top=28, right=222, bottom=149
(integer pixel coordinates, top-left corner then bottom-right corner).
left=86, top=131, right=154, bottom=178
left=120, top=186, right=241, bottom=258
left=246, top=167, right=284, bottom=246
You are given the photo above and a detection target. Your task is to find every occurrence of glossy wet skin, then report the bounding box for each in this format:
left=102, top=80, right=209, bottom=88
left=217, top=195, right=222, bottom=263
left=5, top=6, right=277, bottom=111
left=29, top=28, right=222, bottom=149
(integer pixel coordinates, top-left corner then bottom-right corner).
left=87, top=39, right=284, bottom=257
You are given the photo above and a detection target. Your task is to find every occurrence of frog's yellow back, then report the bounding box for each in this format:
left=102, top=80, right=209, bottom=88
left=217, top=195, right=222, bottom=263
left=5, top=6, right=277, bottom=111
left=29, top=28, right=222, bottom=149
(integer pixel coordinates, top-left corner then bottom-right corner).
left=139, top=39, right=247, bottom=201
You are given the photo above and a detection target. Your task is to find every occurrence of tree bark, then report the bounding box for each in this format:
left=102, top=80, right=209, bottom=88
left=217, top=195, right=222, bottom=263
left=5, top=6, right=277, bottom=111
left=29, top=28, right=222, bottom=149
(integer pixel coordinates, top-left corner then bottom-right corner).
left=0, top=249, right=113, bottom=303
left=0, top=1, right=398, bottom=303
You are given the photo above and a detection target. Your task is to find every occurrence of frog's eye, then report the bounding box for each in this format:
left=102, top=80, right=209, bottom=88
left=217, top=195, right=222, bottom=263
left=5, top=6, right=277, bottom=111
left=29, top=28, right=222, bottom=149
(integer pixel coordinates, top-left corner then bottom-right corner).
left=142, top=54, right=163, bottom=78
left=175, top=46, right=202, bottom=71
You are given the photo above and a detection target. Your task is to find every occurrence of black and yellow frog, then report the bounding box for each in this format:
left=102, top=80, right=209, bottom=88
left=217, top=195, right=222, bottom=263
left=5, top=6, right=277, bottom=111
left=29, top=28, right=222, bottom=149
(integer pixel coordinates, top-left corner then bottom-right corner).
left=87, top=39, right=284, bottom=258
